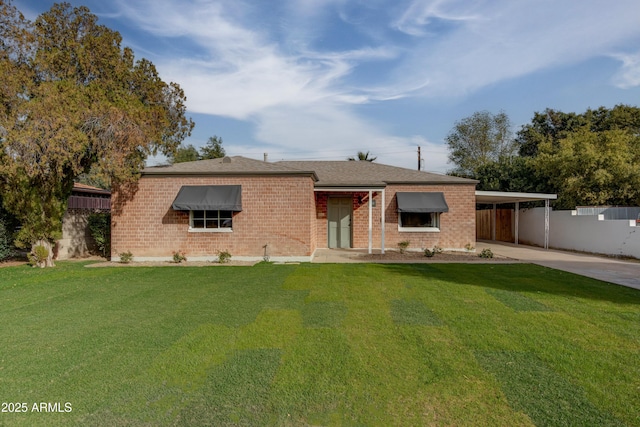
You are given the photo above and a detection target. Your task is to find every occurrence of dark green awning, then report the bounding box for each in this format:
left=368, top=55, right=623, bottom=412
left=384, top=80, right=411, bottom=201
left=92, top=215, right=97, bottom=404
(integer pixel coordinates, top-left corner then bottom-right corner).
left=396, top=192, right=449, bottom=213
left=172, top=185, right=242, bottom=211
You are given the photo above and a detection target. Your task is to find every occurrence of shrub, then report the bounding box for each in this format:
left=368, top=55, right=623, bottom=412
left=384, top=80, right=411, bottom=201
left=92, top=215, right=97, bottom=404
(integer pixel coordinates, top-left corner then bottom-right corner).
left=172, top=250, right=187, bottom=263
left=218, top=249, right=232, bottom=264
left=119, top=251, right=133, bottom=263
left=0, top=220, right=14, bottom=261
left=27, top=245, right=49, bottom=267
left=88, top=213, right=111, bottom=258
left=397, top=240, right=410, bottom=254
left=479, top=248, right=494, bottom=258
left=424, top=248, right=434, bottom=258
left=432, top=245, right=443, bottom=255
left=465, top=243, right=475, bottom=252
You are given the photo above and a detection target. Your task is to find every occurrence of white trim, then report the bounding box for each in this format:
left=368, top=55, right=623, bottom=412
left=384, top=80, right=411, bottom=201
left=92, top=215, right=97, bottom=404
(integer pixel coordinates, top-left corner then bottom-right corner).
left=544, top=198, right=550, bottom=249
left=315, top=187, right=385, bottom=192
left=368, top=190, right=372, bottom=254
left=515, top=201, right=519, bottom=245
left=476, top=190, right=558, bottom=204
left=398, top=211, right=442, bottom=232
left=188, top=227, right=233, bottom=233
left=381, top=189, right=385, bottom=254
left=398, top=226, right=440, bottom=233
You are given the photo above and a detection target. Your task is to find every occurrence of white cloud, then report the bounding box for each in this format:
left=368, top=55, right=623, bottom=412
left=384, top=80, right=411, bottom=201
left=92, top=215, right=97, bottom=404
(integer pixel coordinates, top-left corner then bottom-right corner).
left=611, top=52, right=640, bottom=89
left=244, top=102, right=450, bottom=172
left=390, top=0, right=640, bottom=98
left=392, top=0, right=479, bottom=37
left=113, top=0, right=639, bottom=175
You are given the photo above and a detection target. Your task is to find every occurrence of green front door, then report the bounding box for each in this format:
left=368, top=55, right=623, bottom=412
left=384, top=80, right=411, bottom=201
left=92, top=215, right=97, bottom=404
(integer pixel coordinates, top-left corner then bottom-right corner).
left=328, top=197, right=352, bottom=248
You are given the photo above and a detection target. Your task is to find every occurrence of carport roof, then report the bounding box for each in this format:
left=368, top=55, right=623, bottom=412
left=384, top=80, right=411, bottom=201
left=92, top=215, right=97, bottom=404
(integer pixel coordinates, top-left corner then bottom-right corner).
left=475, top=190, right=557, bottom=204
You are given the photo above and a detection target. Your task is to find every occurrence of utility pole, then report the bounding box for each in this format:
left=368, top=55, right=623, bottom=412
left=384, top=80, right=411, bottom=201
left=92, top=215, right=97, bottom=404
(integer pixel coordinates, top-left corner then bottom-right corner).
left=417, top=146, right=421, bottom=170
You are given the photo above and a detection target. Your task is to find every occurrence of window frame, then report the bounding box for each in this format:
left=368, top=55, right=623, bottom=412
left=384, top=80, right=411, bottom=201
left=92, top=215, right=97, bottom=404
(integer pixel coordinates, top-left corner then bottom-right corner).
left=188, top=210, right=234, bottom=233
left=398, top=211, right=441, bottom=232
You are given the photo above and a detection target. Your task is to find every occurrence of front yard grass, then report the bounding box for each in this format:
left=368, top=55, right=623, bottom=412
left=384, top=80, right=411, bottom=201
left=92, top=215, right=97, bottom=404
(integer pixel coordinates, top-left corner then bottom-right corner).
left=0, top=262, right=638, bottom=426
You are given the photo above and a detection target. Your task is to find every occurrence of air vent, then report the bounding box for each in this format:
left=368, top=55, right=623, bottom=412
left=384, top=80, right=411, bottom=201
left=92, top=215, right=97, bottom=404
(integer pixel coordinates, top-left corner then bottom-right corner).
left=222, top=156, right=232, bottom=163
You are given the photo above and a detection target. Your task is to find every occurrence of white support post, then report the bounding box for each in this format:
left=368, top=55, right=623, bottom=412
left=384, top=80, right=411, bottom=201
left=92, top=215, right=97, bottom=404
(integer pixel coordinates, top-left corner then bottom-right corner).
left=515, top=201, right=519, bottom=245
left=368, top=190, right=373, bottom=254
left=492, top=203, right=497, bottom=241
left=381, top=189, right=385, bottom=254
left=544, top=198, right=550, bottom=249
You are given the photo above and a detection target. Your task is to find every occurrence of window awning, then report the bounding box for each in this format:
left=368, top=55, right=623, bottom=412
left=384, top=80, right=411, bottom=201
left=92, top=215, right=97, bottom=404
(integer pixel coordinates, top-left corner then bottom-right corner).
left=172, top=185, right=242, bottom=211
left=396, top=192, right=449, bottom=213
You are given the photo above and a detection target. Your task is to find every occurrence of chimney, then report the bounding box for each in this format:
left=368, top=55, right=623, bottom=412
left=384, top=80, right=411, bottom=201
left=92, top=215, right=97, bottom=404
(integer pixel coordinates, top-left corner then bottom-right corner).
left=263, top=152, right=268, bottom=162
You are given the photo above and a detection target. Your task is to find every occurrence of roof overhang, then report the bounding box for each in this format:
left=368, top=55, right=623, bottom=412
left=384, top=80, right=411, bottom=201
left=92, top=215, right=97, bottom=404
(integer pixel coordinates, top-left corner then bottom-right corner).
left=314, top=186, right=386, bottom=192
left=476, top=190, right=557, bottom=204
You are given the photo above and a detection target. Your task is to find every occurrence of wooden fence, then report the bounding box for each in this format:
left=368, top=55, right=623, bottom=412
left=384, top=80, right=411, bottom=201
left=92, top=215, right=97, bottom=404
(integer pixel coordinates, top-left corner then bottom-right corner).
left=67, top=195, right=111, bottom=211
left=476, top=209, right=514, bottom=242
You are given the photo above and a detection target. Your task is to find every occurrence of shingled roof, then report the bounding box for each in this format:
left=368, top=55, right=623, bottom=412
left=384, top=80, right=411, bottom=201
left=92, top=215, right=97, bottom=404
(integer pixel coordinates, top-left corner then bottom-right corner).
left=143, top=156, right=317, bottom=179
left=142, top=156, right=476, bottom=187
left=278, top=160, right=476, bottom=187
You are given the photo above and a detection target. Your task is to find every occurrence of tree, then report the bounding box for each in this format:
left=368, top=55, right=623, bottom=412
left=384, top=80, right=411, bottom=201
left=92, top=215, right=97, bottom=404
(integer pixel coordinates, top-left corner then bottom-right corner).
left=347, top=151, right=376, bottom=162
left=168, top=136, right=225, bottom=164
left=200, top=135, right=225, bottom=159
left=445, top=110, right=515, bottom=177
left=169, top=144, right=200, bottom=163
left=534, top=129, right=640, bottom=209
left=0, top=2, right=194, bottom=266
left=473, top=156, right=542, bottom=193
left=516, top=105, right=640, bottom=157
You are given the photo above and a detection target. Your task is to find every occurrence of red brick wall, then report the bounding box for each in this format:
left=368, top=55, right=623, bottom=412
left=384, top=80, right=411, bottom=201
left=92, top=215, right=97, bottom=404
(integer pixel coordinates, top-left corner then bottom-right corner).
left=383, top=184, right=476, bottom=251
left=111, top=176, right=316, bottom=259
left=314, top=184, right=476, bottom=251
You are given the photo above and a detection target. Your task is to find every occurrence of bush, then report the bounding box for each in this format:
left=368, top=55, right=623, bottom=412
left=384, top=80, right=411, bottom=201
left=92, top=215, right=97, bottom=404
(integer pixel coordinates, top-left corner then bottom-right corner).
left=27, top=245, right=49, bottom=267
left=424, top=248, right=434, bottom=258
left=397, top=240, right=410, bottom=254
left=0, top=220, right=14, bottom=261
left=119, top=251, right=133, bottom=263
left=432, top=245, right=443, bottom=254
left=88, top=213, right=111, bottom=258
left=218, top=250, right=231, bottom=264
left=479, top=248, right=494, bottom=258
left=172, top=250, right=187, bottom=263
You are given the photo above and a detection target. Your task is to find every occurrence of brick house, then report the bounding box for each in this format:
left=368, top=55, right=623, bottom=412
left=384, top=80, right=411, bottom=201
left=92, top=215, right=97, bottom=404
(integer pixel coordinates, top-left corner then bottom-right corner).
left=111, top=156, right=477, bottom=261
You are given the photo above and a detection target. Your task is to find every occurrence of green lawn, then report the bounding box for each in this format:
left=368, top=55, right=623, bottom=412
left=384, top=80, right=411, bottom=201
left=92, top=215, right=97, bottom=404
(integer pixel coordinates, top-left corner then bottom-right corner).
left=0, top=262, right=639, bottom=426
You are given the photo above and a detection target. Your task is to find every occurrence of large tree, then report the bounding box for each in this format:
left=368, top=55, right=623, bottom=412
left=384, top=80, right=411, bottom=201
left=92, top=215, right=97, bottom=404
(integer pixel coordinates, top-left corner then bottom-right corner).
left=168, top=136, right=226, bottom=164
left=169, top=144, right=200, bottom=163
left=516, top=105, right=640, bottom=157
left=534, top=128, right=640, bottom=209
left=0, top=2, right=193, bottom=266
left=200, top=135, right=226, bottom=159
left=445, top=110, right=515, bottom=177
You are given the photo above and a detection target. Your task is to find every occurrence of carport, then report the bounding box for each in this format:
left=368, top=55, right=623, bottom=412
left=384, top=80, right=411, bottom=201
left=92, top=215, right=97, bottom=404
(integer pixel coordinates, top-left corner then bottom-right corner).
left=475, top=191, right=557, bottom=249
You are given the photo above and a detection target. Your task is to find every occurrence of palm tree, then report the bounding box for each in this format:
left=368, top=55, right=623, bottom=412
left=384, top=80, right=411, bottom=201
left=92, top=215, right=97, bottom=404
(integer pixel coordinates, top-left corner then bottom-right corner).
left=347, top=151, right=377, bottom=162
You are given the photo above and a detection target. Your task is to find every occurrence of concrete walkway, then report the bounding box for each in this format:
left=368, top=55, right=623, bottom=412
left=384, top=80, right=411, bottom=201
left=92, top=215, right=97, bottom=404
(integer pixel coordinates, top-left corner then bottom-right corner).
left=477, top=241, right=640, bottom=290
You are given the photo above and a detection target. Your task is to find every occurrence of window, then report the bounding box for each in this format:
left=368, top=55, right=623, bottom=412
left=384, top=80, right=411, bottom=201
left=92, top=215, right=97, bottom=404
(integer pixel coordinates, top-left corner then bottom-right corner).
left=396, top=192, right=448, bottom=232
left=399, top=212, right=440, bottom=231
left=189, top=210, right=233, bottom=232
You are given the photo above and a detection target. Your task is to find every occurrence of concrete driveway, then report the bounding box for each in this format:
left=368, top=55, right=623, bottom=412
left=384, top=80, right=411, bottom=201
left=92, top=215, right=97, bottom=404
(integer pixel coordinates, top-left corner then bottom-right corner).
left=477, top=240, right=640, bottom=291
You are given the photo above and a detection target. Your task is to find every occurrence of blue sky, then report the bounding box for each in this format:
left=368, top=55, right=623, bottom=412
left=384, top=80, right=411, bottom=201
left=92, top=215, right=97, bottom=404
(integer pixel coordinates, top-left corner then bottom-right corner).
left=15, top=0, right=640, bottom=172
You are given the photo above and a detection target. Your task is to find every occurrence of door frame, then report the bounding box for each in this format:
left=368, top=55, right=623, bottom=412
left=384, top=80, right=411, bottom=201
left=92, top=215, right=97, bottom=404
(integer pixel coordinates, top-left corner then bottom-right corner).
left=327, top=196, right=352, bottom=248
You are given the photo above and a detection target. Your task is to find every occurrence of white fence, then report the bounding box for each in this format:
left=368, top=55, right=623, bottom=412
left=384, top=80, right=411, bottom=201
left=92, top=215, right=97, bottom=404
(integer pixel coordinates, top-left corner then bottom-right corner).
left=518, top=207, right=640, bottom=259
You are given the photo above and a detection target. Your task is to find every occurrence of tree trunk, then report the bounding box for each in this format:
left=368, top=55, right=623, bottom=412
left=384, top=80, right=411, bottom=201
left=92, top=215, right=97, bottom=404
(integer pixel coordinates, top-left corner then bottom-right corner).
left=31, top=239, right=55, bottom=268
